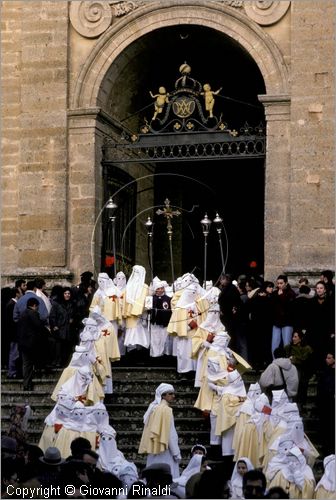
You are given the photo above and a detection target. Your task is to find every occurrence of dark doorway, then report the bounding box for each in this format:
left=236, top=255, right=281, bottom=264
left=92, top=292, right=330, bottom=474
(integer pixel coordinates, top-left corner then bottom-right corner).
left=153, top=160, right=265, bottom=283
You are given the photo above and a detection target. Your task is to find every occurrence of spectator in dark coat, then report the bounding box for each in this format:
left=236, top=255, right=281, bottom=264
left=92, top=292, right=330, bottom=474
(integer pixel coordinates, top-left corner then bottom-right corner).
left=316, top=351, right=335, bottom=456
left=49, top=287, right=76, bottom=367
left=306, top=281, right=335, bottom=370
left=291, top=285, right=313, bottom=333
left=320, top=270, right=335, bottom=298
left=6, top=288, right=23, bottom=378
left=270, top=275, right=296, bottom=358
left=248, top=281, right=274, bottom=370
left=17, top=298, right=48, bottom=391
left=218, top=274, right=241, bottom=343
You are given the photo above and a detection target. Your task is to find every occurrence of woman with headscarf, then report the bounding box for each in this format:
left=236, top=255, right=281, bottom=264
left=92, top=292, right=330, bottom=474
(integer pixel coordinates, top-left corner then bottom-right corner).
left=228, top=457, right=254, bottom=499
left=314, top=454, right=336, bottom=499
left=49, top=287, right=77, bottom=367
left=138, top=383, right=181, bottom=478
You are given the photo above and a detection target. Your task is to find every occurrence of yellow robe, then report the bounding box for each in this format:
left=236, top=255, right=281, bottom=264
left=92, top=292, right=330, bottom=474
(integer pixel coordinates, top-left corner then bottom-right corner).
left=191, top=327, right=208, bottom=360
left=138, top=400, right=172, bottom=455
left=51, top=366, right=104, bottom=404
left=233, top=417, right=268, bottom=467
left=215, top=394, right=244, bottom=434
left=123, top=284, right=149, bottom=320
left=196, top=297, right=210, bottom=324
left=103, top=294, right=120, bottom=322
left=194, top=352, right=229, bottom=412
left=314, top=486, right=336, bottom=499
left=267, top=471, right=315, bottom=499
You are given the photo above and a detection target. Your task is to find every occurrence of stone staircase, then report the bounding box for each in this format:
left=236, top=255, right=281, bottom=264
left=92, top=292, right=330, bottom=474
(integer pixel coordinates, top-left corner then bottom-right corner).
left=1, top=366, right=322, bottom=468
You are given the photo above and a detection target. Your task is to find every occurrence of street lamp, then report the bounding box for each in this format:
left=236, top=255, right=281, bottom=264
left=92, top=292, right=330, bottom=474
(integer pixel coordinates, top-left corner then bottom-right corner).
left=144, top=216, right=154, bottom=282
left=106, top=197, right=118, bottom=277
left=200, top=213, right=212, bottom=288
left=213, top=212, right=225, bottom=274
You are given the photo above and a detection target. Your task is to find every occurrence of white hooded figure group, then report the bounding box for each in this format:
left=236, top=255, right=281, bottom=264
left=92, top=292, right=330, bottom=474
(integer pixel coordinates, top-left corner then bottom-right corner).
left=265, top=438, right=316, bottom=498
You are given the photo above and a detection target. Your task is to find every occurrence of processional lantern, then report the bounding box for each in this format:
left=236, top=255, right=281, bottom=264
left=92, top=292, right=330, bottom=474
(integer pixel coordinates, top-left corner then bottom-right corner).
left=213, top=212, right=225, bottom=274
left=200, top=213, right=212, bottom=288
left=105, top=197, right=118, bottom=276
left=144, top=216, right=154, bottom=282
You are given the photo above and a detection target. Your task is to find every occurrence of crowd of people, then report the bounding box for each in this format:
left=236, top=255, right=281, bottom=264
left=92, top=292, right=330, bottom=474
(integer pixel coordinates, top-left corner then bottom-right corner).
left=1, top=267, right=335, bottom=498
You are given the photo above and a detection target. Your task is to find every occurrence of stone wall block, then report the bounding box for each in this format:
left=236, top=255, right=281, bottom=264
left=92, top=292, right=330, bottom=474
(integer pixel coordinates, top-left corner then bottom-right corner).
left=19, top=250, right=65, bottom=268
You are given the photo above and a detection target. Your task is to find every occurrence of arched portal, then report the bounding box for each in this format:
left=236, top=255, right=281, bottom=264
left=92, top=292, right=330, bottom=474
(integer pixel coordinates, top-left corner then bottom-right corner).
left=68, top=1, right=290, bottom=280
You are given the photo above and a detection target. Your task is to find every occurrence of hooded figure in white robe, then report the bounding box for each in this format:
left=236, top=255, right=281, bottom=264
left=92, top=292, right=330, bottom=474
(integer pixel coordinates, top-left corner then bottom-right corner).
left=53, top=401, right=87, bottom=458
left=51, top=344, right=104, bottom=403
left=208, top=367, right=247, bottom=456
left=38, top=395, right=75, bottom=452
left=266, top=443, right=315, bottom=498
left=314, top=454, right=336, bottom=499
left=167, top=280, right=200, bottom=373
left=90, top=273, right=114, bottom=310
left=172, top=454, right=203, bottom=499
left=267, top=404, right=319, bottom=468
left=124, top=265, right=149, bottom=349
left=97, top=423, right=125, bottom=474
left=233, top=383, right=261, bottom=456
left=113, top=271, right=127, bottom=355
left=138, top=383, right=181, bottom=478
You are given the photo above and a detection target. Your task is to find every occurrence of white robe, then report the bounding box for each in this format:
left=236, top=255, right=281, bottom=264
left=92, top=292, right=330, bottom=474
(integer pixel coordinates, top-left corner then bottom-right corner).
left=146, top=418, right=180, bottom=478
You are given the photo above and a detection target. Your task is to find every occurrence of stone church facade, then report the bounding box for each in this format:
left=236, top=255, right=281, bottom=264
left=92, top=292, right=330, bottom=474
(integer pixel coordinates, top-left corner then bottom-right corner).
left=1, top=1, right=334, bottom=286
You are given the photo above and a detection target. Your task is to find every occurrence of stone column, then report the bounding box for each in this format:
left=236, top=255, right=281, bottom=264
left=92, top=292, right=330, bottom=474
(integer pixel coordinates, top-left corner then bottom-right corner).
left=258, top=95, right=291, bottom=280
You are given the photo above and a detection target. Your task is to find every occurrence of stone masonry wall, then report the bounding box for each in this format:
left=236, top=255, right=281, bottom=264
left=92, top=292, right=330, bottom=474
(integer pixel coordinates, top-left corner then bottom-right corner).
left=1, top=1, right=69, bottom=283
left=288, top=0, right=335, bottom=273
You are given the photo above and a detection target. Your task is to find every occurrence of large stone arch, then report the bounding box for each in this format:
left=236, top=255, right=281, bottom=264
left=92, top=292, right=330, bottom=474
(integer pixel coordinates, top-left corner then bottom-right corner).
left=68, top=0, right=291, bottom=280
left=72, top=0, right=289, bottom=109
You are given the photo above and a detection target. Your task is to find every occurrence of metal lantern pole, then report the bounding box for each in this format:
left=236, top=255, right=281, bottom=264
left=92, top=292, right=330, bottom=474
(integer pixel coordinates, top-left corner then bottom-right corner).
left=106, top=196, right=118, bottom=277
left=144, top=216, right=154, bottom=283
left=213, top=212, right=225, bottom=274
left=200, top=213, right=212, bottom=289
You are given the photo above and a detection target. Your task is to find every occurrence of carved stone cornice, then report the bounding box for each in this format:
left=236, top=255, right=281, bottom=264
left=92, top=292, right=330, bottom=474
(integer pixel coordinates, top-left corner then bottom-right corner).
left=69, top=1, right=143, bottom=38
left=69, top=0, right=290, bottom=39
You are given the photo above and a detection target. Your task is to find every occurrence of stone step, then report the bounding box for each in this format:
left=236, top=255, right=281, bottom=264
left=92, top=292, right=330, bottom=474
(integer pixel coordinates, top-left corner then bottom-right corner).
left=1, top=414, right=209, bottom=433
left=1, top=402, right=203, bottom=419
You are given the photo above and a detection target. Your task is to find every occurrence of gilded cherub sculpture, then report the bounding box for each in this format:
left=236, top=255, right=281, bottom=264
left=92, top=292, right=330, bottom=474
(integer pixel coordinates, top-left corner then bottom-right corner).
left=149, top=87, right=170, bottom=121
left=201, top=83, right=222, bottom=118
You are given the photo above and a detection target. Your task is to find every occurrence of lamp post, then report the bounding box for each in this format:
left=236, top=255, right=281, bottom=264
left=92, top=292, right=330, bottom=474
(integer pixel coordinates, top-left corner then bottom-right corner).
left=144, top=216, right=154, bottom=282
left=106, top=196, right=118, bottom=277
left=200, top=213, right=212, bottom=288
left=213, top=212, right=225, bottom=274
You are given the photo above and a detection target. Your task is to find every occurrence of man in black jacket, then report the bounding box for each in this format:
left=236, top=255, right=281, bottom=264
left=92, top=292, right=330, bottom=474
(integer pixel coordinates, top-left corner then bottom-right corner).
left=217, top=274, right=241, bottom=342
left=17, top=298, right=46, bottom=390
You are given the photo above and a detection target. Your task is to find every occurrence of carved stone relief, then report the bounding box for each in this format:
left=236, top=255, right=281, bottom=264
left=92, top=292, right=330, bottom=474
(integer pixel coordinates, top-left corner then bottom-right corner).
left=69, top=1, right=141, bottom=38
left=243, top=1, right=291, bottom=26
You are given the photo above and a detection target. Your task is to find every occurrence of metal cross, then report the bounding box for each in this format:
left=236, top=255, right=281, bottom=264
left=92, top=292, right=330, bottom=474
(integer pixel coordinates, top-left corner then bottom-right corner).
left=156, top=198, right=181, bottom=240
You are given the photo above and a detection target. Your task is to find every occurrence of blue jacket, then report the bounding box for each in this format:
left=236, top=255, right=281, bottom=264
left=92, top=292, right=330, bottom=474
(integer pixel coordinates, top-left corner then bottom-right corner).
left=13, top=291, right=49, bottom=323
